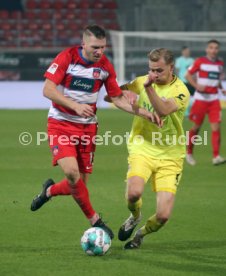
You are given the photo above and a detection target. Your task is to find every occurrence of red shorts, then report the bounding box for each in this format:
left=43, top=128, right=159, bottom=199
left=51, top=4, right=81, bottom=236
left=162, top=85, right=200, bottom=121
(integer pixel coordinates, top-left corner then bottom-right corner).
left=189, top=99, right=221, bottom=125
left=47, top=118, right=97, bottom=174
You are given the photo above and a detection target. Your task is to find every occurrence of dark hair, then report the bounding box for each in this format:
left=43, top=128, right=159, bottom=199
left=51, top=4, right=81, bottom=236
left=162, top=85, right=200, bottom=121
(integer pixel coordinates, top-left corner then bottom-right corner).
left=207, top=39, right=220, bottom=46
left=148, top=48, right=174, bottom=65
left=83, top=25, right=106, bottom=39
left=182, top=46, right=189, bottom=50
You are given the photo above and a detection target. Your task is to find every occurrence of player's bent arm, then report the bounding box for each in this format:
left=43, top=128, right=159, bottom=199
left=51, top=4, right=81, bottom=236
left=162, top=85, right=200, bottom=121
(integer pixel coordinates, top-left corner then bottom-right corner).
left=185, top=71, right=197, bottom=89
left=111, top=94, right=162, bottom=127
left=43, top=79, right=75, bottom=108
left=43, top=79, right=94, bottom=117
left=185, top=71, right=205, bottom=92
left=145, top=86, right=178, bottom=117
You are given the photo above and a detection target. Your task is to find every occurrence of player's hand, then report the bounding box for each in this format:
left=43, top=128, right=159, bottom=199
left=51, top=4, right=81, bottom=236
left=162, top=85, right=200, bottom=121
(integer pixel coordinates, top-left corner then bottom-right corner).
left=74, top=103, right=94, bottom=117
left=104, top=95, right=112, bottom=102
left=153, top=112, right=164, bottom=128
left=148, top=112, right=163, bottom=128
left=196, top=84, right=205, bottom=92
left=144, top=73, right=156, bottom=88
left=139, top=109, right=163, bottom=128
left=122, top=90, right=138, bottom=105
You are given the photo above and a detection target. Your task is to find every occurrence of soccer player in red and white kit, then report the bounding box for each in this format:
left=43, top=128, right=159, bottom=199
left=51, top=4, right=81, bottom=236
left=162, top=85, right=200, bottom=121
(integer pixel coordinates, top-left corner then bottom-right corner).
left=186, top=39, right=226, bottom=166
left=30, top=25, right=160, bottom=239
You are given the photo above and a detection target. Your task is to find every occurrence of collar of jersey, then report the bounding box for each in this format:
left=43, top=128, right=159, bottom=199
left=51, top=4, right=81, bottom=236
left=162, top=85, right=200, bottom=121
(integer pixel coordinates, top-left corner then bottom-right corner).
left=79, top=47, right=94, bottom=65
left=205, top=55, right=218, bottom=63
left=155, top=75, right=177, bottom=88
left=170, top=75, right=177, bottom=85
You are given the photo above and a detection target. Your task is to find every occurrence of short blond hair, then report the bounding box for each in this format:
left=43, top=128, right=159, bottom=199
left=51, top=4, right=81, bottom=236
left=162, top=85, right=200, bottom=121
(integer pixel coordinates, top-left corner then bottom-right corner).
left=148, top=48, right=174, bottom=65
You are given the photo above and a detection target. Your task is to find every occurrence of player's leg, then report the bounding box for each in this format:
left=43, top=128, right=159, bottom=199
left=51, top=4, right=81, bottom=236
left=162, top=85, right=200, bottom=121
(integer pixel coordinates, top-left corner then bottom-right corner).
left=208, top=100, right=226, bottom=165
left=57, top=157, right=96, bottom=221
left=124, top=191, right=175, bottom=250
left=118, top=155, right=151, bottom=241
left=77, top=172, right=114, bottom=238
left=80, top=173, right=89, bottom=185
left=124, top=159, right=182, bottom=249
left=58, top=156, right=114, bottom=238
left=46, top=132, right=94, bottom=197
left=127, top=176, right=145, bottom=217
left=142, top=191, right=175, bottom=234
left=30, top=154, right=96, bottom=217
left=46, top=156, right=85, bottom=198
left=30, top=127, right=74, bottom=211
left=118, top=176, right=144, bottom=241
left=187, top=100, right=206, bottom=165
left=72, top=131, right=114, bottom=238
left=210, top=122, right=221, bottom=161
left=31, top=125, right=94, bottom=217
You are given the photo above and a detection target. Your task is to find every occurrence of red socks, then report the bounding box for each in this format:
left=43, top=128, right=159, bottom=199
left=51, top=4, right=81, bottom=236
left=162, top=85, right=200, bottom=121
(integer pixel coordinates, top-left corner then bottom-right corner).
left=50, top=178, right=96, bottom=219
left=50, top=179, right=71, bottom=195
left=212, top=130, right=220, bottom=157
left=187, top=129, right=198, bottom=154
left=187, top=129, right=220, bottom=158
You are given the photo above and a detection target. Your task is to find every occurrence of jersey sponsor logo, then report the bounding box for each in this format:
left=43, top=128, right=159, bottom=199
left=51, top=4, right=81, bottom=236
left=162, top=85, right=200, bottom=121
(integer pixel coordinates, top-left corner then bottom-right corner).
left=47, top=63, right=58, bottom=74
left=143, top=101, right=154, bottom=112
left=208, top=71, right=220, bottom=80
left=200, top=63, right=222, bottom=73
left=69, top=77, right=95, bottom=92
left=93, top=68, right=101, bottom=79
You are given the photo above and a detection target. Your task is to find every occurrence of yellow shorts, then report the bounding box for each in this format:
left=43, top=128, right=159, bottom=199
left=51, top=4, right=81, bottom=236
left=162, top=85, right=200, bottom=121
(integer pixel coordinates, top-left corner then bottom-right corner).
left=127, top=155, right=184, bottom=194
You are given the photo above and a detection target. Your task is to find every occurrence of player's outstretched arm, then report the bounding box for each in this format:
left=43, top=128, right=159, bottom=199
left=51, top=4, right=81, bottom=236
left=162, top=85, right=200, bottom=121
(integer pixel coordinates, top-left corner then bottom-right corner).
left=104, top=90, right=137, bottom=105
left=111, top=94, right=162, bottom=127
left=43, top=79, right=94, bottom=117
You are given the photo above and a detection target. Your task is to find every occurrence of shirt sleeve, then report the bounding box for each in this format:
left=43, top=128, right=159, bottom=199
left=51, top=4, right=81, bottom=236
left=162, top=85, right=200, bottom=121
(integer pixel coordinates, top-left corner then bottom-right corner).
left=188, top=58, right=200, bottom=75
left=44, top=49, right=72, bottom=85
left=121, top=75, right=148, bottom=95
left=171, top=84, right=190, bottom=111
left=104, top=63, right=122, bottom=97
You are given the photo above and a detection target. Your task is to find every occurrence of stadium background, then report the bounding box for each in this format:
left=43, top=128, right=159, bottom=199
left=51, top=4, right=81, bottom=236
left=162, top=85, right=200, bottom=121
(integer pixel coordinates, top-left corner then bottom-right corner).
left=1, top=1, right=226, bottom=275
left=1, top=0, right=226, bottom=108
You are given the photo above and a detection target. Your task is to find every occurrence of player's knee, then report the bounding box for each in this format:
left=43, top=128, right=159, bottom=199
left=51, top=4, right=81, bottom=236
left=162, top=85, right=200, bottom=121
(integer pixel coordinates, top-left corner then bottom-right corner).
left=156, top=213, right=170, bottom=224
left=127, top=190, right=142, bottom=203
left=64, top=166, right=80, bottom=185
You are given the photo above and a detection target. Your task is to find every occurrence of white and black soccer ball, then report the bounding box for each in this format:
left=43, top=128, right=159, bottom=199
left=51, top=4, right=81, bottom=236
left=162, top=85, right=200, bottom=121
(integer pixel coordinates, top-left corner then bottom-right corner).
left=81, top=227, right=111, bottom=256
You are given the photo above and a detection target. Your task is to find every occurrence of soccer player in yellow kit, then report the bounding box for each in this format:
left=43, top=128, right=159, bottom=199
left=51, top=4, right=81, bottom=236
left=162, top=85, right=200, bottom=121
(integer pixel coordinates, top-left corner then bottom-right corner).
left=118, top=48, right=190, bottom=249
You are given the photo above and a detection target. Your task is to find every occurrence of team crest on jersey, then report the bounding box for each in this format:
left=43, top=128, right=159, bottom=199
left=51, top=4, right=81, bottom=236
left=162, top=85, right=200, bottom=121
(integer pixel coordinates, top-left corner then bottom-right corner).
left=52, top=145, right=59, bottom=156
left=47, top=63, right=58, bottom=74
left=93, top=68, right=101, bottom=79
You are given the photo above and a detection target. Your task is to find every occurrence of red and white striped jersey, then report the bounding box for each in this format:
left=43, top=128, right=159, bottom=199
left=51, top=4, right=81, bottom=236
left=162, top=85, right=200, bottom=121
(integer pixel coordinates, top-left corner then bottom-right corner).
left=44, top=46, right=122, bottom=124
left=188, top=57, right=224, bottom=101
left=188, top=56, right=224, bottom=101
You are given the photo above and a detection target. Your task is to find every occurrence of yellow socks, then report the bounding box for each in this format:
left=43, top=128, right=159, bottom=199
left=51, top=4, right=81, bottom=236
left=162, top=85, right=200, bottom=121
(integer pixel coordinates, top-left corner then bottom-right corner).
left=140, top=214, right=164, bottom=236
left=127, top=198, right=142, bottom=219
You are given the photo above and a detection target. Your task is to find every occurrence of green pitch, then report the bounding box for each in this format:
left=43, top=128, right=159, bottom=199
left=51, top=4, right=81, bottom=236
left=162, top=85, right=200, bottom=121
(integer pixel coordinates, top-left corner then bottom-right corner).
left=0, top=109, right=226, bottom=276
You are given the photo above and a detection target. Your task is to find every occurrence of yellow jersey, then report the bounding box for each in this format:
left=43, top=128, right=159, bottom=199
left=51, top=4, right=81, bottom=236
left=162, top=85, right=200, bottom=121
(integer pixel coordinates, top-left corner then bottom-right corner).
left=123, top=75, right=190, bottom=159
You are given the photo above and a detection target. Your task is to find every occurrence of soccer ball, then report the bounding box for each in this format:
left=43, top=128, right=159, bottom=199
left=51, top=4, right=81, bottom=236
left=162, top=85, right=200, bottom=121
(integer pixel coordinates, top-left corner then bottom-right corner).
left=81, top=227, right=111, bottom=256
